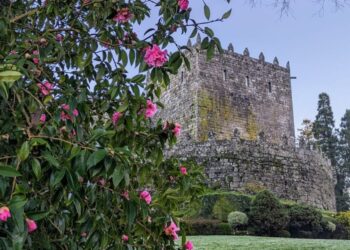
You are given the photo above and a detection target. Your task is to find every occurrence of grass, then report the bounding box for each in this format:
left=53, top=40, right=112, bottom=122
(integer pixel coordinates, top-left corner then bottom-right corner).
left=185, top=236, right=350, bottom=250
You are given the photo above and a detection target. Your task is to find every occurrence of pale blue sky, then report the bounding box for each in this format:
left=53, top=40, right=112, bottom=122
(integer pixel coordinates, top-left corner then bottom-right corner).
left=136, top=1, right=350, bottom=133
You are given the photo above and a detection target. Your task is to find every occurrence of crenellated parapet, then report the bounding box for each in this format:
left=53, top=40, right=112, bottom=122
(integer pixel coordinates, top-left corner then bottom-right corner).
left=187, top=37, right=289, bottom=71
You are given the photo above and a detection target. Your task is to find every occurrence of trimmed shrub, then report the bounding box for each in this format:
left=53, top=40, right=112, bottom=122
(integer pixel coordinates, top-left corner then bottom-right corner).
left=199, top=192, right=252, bottom=218
left=288, top=204, right=323, bottom=238
left=227, top=211, right=248, bottom=230
left=249, top=190, right=289, bottom=236
left=213, top=197, right=236, bottom=221
left=185, top=219, right=232, bottom=235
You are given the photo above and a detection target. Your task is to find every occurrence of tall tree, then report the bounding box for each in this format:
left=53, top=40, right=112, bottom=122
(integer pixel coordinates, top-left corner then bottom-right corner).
left=336, top=110, right=350, bottom=211
left=313, top=93, right=338, bottom=166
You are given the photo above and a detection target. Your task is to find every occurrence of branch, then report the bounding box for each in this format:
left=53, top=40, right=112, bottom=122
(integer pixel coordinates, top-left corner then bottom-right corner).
left=10, top=8, right=41, bottom=23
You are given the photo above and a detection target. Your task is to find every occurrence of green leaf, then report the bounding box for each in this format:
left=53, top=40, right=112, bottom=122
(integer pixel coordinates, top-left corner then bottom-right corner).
left=18, top=141, right=30, bottom=161
left=31, top=159, right=41, bottom=180
left=204, top=4, right=211, bottom=20
left=0, top=165, right=21, bottom=177
left=127, top=201, right=137, bottom=227
left=112, top=167, right=124, bottom=187
left=43, top=153, right=60, bottom=168
left=87, top=149, right=107, bottom=169
left=9, top=195, right=27, bottom=210
left=26, top=211, right=49, bottom=221
left=0, top=70, right=22, bottom=83
left=117, top=103, right=128, bottom=112
left=222, top=9, right=232, bottom=19
left=50, top=169, right=66, bottom=187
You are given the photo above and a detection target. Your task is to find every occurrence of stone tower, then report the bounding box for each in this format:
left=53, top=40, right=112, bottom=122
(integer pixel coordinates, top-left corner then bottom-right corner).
left=157, top=38, right=336, bottom=211
left=158, top=39, right=294, bottom=145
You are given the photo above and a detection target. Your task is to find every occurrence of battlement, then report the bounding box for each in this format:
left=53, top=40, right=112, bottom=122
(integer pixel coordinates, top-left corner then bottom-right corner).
left=187, top=34, right=290, bottom=72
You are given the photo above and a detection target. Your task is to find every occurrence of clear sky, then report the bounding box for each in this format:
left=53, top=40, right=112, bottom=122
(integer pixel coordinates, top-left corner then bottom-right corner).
left=156, top=1, right=350, bottom=134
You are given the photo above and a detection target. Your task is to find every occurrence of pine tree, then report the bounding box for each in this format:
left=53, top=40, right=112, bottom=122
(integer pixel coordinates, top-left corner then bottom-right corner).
left=312, top=93, right=338, bottom=166
left=336, top=110, right=350, bottom=211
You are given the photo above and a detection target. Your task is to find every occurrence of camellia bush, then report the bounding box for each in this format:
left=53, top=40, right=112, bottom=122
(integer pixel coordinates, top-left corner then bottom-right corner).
left=0, top=0, right=231, bottom=249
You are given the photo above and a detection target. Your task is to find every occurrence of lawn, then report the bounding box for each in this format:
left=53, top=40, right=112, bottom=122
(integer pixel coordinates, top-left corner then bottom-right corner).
left=185, top=236, right=350, bottom=250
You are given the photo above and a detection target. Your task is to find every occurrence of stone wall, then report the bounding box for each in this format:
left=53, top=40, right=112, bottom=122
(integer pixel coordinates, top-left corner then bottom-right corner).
left=166, top=138, right=337, bottom=211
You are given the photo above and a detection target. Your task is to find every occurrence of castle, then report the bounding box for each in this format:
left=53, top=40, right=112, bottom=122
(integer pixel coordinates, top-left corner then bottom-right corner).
left=157, top=35, right=337, bottom=211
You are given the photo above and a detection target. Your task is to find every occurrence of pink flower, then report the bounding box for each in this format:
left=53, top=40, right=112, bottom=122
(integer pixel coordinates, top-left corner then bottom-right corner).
left=163, top=121, right=169, bottom=130
left=39, top=114, right=46, bottom=123
left=37, top=81, right=53, bottom=96
left=81, top=232, right=87, bottom=237
left=140, top=190, right=152, bottom=204
left=178, top=0, right=189, bottom=11
left=32, top=50, right=40, bottom=55
left=144, top=44, right=168, bottom=68
left=172, top=123, right=181, bottom=137
left=121, top=234, right=129, bottom=241
left=184, top=241, right=194, bottom=250
left=98, top=178, right=106, bottom=186
left=60, top=111, right=72, bottom=121
left=145, top=100, right=157, bottom=118
left=113, top=8, right=133, bottom=23
left=180, top=166, right=187, bottom=175
left=0, top=206, right=11, bottom=222
left=26, top=218, right=37, bottom=233
left=33, top=58, right=39, bottom=64
left=9, top=50, right=17, bottom=55
left=112, top=112, right=122, bottom=125
left=55, top=34, right=64, bottom=42
left=121, top=190, right=130, bottom=200
left=164, top=221, right=180, bottom=240
left=61, top=104, right=70, bottom=111
left=72, top=109, right=79, bottom=117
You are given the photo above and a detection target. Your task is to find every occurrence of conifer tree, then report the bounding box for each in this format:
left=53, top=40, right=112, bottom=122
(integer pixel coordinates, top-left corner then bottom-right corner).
left=336, top=110, right=350, bottom=211
left=312, top=93, right=338, bottom=166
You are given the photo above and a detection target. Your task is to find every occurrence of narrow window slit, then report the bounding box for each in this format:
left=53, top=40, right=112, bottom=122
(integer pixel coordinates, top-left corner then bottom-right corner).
left=245, top=76, right=250, bottom=87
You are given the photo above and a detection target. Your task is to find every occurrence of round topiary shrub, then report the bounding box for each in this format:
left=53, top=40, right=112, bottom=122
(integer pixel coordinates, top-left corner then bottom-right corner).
left=249, top=190, right=289, bottom=236
left=227, top=211, right=248, bottom=230
left=212, top=197, right=236, bottom=222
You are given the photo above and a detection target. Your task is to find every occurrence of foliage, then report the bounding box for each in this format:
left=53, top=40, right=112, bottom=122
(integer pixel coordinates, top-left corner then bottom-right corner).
left=336, top=211, right=350, bottom=229
left=241, top=181, right=266, bottom=195
left=199, top=192, right=252, bottom=218
left=288, top=204, right=323, bottom=238
left=325, top=221, right=337, bottom=232
left=336, top=109, right=350, bottom=211
left=212, top=197, right=236, bottom=222
left=297, top=119, right=316, bottom=148
left=227, top=211, right=248, bottom=230
left=184, top=219, right=232, bottom=236
left=313, top=93, right=338, bottom=166
left=0, top=0, right=232, bottom=249
left=249, top=190, right=289, bottom=236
